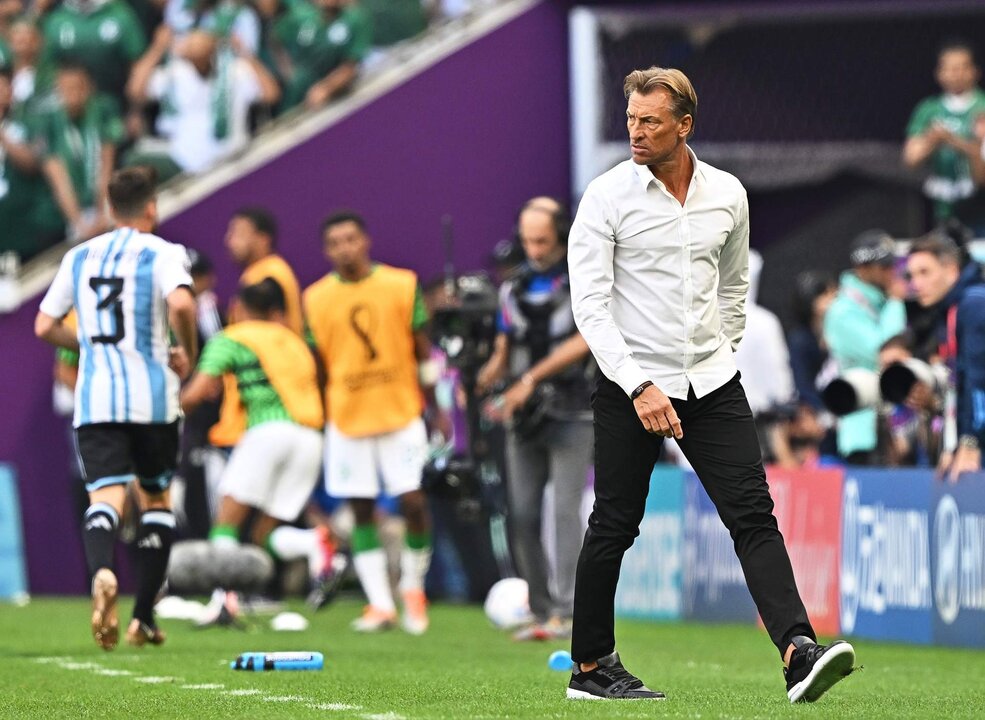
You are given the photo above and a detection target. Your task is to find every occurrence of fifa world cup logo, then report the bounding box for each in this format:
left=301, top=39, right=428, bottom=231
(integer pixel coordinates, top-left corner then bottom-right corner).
left=350, top=304, right=378, bottom=361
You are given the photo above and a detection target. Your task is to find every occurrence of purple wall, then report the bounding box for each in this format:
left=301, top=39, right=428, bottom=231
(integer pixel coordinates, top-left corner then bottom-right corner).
left=162, top=1, right=571, bottom=299
left=0, top=1, right=570, bottom=594
left=0, top=303, right=88, bottom=593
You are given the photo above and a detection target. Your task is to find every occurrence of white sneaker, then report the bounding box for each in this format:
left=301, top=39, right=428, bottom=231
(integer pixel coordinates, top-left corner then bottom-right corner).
left=350, top=605, right=397, bottom=632
left=400, top=589, right=429, bottom=635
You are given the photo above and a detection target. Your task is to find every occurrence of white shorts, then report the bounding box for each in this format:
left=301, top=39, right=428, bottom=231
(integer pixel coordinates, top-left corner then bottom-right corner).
left=325, top=417, right=428, bottom=499
left=220, top=421, right=323, bottom=522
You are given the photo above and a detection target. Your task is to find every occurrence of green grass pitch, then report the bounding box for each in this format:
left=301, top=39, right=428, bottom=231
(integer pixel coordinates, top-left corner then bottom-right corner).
left=1, top=597, right=983, bottom=719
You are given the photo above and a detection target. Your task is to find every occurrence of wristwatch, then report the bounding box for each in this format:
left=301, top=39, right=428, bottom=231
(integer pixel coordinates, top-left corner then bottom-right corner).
left=958, top=435, right=980, bottom=450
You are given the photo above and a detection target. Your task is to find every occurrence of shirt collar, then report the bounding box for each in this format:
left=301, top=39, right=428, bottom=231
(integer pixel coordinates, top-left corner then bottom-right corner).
left=632, top=145, right=703, bottom=191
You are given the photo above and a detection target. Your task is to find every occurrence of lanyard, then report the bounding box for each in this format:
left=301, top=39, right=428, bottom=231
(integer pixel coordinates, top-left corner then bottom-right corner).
left=938, top=304, right=959, bottom=452
left=938, top=304, right=959, bottom=366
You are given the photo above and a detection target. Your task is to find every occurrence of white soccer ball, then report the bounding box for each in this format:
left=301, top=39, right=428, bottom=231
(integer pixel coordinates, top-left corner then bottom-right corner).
left=271, top=611, right=309, bottom=632
left=483, top=577, right=533, bottom=630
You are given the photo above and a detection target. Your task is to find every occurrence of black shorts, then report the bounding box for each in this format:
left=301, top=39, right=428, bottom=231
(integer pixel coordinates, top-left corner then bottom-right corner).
left=75, top=421, right=180, bottom=494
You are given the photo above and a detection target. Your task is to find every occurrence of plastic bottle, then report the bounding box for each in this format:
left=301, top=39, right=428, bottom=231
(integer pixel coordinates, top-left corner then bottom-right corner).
left=231, top=651, right=324, bottom=671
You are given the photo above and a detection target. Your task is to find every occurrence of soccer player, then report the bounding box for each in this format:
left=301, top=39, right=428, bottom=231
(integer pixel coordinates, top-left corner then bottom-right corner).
left=304, top=210, right=449, bottom=634
left=224, top=207, right=303, bottom=333
left=180, top=279, right=334, bottom=605
left=35, top=165, right=197, bottom=650
left=208, top=207, right=303, bottom=454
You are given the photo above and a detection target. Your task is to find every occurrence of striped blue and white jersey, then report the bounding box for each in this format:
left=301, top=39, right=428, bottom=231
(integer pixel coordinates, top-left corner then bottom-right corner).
left=39, top=227, right=193, bottom=427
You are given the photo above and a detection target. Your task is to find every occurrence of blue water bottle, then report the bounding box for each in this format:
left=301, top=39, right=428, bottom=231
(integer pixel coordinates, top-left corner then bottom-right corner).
left=231, top=651, right=324, bottom=671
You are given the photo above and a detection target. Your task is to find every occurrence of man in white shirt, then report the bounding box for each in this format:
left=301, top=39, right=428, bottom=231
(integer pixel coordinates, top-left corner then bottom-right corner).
left=734, top=250, right=795, bottom=418
left=35, top=165, right=198, bottom=651
left=127, top=26, right=280, bottom=176
left=566, top=66, right=856, bottom=703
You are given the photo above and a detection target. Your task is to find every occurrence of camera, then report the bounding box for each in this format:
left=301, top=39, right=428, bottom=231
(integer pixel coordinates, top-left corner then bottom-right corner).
left=879, top=359, right=947, bottom=405
left=425, top=273, right=500, bottom=504
left=821, top=368, right=881, bottom=416
left=431, top=274, right=499, bottom=371
left=821, top=360, right=947, bottom=416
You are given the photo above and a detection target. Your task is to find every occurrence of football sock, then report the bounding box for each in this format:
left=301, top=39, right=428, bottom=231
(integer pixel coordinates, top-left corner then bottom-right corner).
left=82, top=503, right=119, bottom=578
left=351, top=525, right=395, bottom=613
left=132, top=510, right=175, bottom=627
left=267, top=526, right=316, bottom=563
left=209, top=523, right=239, bottom=547
left=398, top=532, right=432, bottom=594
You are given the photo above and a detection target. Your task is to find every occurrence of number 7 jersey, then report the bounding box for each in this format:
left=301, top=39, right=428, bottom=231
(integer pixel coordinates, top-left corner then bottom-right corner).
left=39, top=227, right=193, bottom=428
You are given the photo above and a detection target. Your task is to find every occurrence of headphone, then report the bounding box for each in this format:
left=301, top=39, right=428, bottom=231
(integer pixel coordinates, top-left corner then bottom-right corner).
left=514, top=197, right=571, bottom=247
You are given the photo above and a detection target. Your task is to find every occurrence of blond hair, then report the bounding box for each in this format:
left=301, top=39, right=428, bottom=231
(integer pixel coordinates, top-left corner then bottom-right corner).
left=623, top=67, right=697, bottom=138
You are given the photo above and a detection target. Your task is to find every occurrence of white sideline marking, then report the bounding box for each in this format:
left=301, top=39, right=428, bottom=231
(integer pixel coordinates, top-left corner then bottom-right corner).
left=133, top=676, right=178, bottom=684
left=307, top=703, right=362, bottom=711
left=59, top=662, right=104, bottom=671
left=36, top=652, right=400, bottom=718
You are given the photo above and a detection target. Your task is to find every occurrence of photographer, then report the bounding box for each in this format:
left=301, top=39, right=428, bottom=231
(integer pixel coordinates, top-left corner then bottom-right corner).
left=823, top=230, right=907, bottom=464
left=477, top=197, right=593, bottom=641
left=906, top=230, right=985, bottom=481
left=878, top=333, right=944, bottom=468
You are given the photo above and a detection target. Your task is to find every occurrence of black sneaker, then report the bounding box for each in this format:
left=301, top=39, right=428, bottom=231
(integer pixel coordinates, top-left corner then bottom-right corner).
left=785, top=640, right=856, bottom=703
left=566, top=652, right=666, bottom=700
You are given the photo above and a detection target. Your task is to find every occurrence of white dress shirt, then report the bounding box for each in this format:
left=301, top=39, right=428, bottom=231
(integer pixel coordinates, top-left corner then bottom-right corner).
left=568, top=149, right=749, bottom=400
left=146, top=57, right=261, bottom=173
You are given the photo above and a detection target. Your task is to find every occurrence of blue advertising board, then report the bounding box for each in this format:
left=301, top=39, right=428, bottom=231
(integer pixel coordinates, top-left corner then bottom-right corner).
left=615, top=464, right=684, bottom=620
left=930, top=473, right=985, bottom=648
left=0, top=464, right=28, bottom=601
left=682, top=473, right=757, bottom=623
left=840, top=468, right=933, bottom=644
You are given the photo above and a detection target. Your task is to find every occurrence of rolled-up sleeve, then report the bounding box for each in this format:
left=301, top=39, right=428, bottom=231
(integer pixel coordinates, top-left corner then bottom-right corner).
left=717, top=192, right=749, bottom=351
left=568, top=184, right=649, bottom=397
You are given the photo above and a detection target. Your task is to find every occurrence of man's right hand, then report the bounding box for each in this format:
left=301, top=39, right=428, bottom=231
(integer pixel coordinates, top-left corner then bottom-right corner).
left=169, top=347, right=192, bottom=381
left=633, top=384, right=683, bottom=439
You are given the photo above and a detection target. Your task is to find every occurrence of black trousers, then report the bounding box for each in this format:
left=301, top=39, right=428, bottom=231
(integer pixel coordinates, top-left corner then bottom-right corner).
left=571, top=374, right=815, bottom=662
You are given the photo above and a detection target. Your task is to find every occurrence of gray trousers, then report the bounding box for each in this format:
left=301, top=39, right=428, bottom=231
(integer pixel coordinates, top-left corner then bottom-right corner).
left=506, top=418, right=593, bottom=622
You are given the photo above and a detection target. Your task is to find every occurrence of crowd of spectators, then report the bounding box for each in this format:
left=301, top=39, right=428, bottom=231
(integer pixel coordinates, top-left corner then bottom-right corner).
left=0, top=0, right=492, bottom=261
left=674, top=40, right=985, bottom=477
left=744, top=216, right=982, bottom=476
